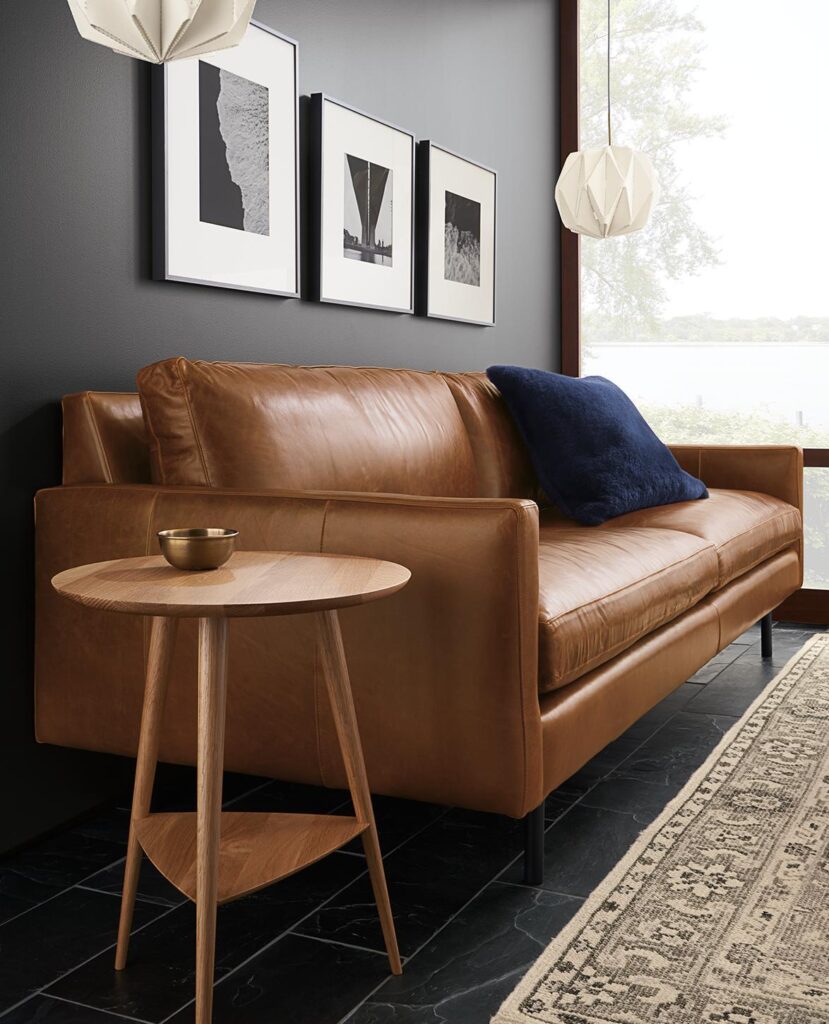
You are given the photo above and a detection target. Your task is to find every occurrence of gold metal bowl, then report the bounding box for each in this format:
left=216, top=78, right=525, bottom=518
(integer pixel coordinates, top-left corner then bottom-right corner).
left=157, top=528, right=239, bottom=571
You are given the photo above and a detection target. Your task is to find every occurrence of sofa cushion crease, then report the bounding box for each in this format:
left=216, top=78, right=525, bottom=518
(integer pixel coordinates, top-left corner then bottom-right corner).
left=603, top=489, right=802, bottom=589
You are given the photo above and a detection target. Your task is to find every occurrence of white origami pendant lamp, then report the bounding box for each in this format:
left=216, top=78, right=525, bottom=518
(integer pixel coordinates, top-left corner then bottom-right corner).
left=66, top=0, right=258, bottom=64
left=555, top=0, right=659, bottom=239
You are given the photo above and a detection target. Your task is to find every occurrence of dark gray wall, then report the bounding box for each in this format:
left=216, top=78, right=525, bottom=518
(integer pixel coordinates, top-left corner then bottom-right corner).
left=0, top=0, right=559, bottom=852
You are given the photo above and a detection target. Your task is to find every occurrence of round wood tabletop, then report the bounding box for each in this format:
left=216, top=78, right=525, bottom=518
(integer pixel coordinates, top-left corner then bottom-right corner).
left=52, top=551, right=411, bottom=618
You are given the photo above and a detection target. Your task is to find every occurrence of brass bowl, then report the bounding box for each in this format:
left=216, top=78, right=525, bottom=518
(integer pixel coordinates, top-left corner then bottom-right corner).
left=157, top=528, right=239, bottom=571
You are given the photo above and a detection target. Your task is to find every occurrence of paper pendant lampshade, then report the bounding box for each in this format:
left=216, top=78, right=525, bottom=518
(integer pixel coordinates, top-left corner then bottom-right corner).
left=555, top=144, right=659, bottom=239
left=66, top=0, right=258, bottom=64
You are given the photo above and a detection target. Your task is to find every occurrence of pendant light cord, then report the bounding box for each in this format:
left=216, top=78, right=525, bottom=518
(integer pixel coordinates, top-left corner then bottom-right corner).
left=607, top=0, right=612, bottom=146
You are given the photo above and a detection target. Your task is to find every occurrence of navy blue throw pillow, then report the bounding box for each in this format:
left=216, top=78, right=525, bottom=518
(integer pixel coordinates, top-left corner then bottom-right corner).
left=486, top=365, right=707, bottom=525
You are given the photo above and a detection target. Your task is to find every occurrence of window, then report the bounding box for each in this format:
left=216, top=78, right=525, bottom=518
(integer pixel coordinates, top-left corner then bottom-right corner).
left=572, top=0, right=829, bottom=593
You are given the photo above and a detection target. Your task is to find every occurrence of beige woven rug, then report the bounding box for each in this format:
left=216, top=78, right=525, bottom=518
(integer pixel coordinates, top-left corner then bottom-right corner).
left=494, top=633, right=829, bottom=1024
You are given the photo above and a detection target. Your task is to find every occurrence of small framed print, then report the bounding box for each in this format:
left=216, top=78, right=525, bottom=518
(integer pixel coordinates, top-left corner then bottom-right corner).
left=152, top=21, right=299, bottom=297
left=417, top=142, right=496, bottom=326
left=311, top=94, right=415, bottom=314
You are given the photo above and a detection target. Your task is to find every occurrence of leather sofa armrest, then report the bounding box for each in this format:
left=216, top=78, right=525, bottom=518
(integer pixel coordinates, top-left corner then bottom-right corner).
left=669, top=445, right=803, bottom=513
left=35, top=484, right=543, bottom=818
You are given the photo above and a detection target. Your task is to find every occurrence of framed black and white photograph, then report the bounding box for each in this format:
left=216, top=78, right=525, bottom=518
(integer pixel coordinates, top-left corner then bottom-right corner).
left=311, top=94, right=414, bottom=313
left=417, top=142, right=496, bottom=325
left=153, top=21, right=299, bottom=297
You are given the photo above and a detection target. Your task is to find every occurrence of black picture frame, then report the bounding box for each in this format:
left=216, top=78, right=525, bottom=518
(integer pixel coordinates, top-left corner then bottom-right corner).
left=311, top=93, right=415, bottom=314
left=416, top=140, right=497, bottom=327
left=152, top=20, right=300, bottom=298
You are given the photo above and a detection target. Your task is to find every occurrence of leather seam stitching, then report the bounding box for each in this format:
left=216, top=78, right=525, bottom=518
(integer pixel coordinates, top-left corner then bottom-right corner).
left=46, top=484, right=537, bottom=516
left=315, top=499, right=331, bottom=789
left=84, top=394, right=113, bottom=484
left=512, top=503, right=530, bottom=815
left=175, top=359, right=212, bottom=488
left=138, top=390, right=165, bottom=486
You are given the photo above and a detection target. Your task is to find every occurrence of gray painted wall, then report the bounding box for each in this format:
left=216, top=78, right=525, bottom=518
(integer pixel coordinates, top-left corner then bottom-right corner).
left=0, top=0, right=559, bottom=851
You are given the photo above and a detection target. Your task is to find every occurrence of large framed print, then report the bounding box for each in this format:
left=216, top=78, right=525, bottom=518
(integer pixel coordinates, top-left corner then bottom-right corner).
left=311, top=94, right=414, bottom=314
left=152, top=21, right=299, bottom=297
left=417, top=142, right=496, bottom=326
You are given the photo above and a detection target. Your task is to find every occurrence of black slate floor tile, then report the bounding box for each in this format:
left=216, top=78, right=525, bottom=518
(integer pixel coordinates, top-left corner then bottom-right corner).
left=295, top=809, right=523, bottom=958
left=767, top=629, right=825, bottom=660
left=348, top=882, right=582, bottom=1024
left=729, top=623, right=760, bottom=644
left=555, top=682, right=705, bottom=796
left=80, top=857, right=185, bottom=909
left=544, top=793, right=576, bottom=822
left=227, top=780, right=348, bottom=816
left=548, top=769, right=597, bottom=801
left=0, top=814, right=129, bottom=927
left=66, top=811, right=130, bottom=848
left=0, top=877, right=62, bottom=930
left=685, top=658, right=781, bottom=716
left=611, top=710, right=736, bottom=790
left=579, top=774, right=680, bottom=823
left=499, top=804, right=645, bottom=897
left=582, top=682, right=705, bottom=777
left=334, top=796, right=448, bottom=856
left=166, top=935, right=389, bottom=1024
left=687, top=642, right=746, bottom=683
left=46, top=854, right=364, bottom=1022
left=0, top=888, right=165, bottom=1015
left=0, top=995, right=136, bottom=1022
left=129, top=768, right=272, bottom=814
left=774, top=621, right=823, bottom=633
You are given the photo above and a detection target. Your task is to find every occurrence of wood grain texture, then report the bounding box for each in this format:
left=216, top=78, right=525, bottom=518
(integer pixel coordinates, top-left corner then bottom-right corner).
left=135, top=811, right=368, bottom=903
left=115, top=615, right=178, bottom=970
left=195, top=617, right=227, bottom=1024
left=51, top=550, right=411, bottom=618
left=317, top=609, right=403, bottom=975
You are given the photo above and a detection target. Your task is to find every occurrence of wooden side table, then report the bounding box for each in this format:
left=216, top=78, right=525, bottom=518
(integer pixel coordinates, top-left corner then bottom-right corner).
left=52, top=550, right=411, bottom=1024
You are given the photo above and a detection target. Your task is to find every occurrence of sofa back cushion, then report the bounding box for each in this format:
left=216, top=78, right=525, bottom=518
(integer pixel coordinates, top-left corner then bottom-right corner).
left=138, top=358, right=483, bottom=495
left=442, top=372, right=539, bottom=500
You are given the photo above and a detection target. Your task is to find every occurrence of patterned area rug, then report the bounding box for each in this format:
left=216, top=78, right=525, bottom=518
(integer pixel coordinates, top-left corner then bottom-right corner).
left=494, top=634, right=829, bottom=1024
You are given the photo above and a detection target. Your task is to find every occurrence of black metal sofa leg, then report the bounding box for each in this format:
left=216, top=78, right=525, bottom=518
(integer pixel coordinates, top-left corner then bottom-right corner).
left=524, top=802, right=545, bottom=885
left=760, top=612, right=773, bottom=659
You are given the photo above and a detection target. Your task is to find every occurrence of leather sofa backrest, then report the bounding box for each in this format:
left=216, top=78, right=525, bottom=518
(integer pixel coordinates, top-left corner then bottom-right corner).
left=62, top=361, right=538, bottom=498
left=442, top=372, right=537, bottom=499
left=138, top=358, right=489, bottom=495
left=62, top=391, right=151, bottom=485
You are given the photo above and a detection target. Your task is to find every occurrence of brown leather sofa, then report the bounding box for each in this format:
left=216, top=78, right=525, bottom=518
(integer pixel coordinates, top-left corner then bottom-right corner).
left=35, top=359, right=803, bottom=882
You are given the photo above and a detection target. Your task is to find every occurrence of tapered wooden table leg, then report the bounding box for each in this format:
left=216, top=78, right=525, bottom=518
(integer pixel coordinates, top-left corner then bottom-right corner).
left=116, top=616, right=178, bottom=971
left=317, top=610, right=402, bottom=975
left=195, top=617, right=229, bottom=1024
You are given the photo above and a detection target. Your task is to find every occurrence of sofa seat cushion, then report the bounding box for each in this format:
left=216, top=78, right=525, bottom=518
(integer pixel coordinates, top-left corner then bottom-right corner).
left=538, top=520, right=719, bottom=692
left=603, top=489, right=802, bottom=589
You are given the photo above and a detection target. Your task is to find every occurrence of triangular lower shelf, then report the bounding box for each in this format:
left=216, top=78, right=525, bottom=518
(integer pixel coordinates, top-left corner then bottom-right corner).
left=135, top=811, right=368, bottom=905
